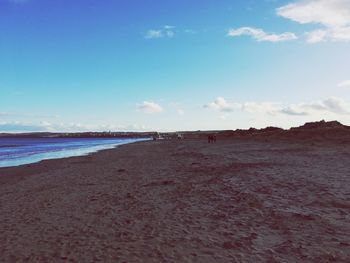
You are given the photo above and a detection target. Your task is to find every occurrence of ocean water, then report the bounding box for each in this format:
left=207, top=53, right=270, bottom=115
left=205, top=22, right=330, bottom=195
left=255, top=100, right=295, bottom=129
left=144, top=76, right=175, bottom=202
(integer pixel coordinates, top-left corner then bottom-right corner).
left=0, top=137, right=148, bottom=168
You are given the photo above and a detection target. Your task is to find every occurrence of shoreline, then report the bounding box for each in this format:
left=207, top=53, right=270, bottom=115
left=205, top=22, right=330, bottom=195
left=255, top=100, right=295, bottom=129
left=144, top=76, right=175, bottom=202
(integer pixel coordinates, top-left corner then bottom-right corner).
left=0, top=138, right=149, bottom=174
left=1, top=138, right=349, bottom=261
left=0, top=141, right=154, bottom=192
left=0, top=140, right=151, bottom=184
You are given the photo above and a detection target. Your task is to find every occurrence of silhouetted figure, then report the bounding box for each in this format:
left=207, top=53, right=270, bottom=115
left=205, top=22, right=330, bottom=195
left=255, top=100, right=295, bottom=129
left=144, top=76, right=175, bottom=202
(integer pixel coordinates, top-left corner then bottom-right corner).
left=208, top=135, right=216, bottom=143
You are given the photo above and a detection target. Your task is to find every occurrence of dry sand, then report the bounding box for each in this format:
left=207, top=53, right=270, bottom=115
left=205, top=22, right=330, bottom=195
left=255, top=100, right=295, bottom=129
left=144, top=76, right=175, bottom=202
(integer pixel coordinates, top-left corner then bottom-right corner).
left=0, top=139, right=350, bottom=262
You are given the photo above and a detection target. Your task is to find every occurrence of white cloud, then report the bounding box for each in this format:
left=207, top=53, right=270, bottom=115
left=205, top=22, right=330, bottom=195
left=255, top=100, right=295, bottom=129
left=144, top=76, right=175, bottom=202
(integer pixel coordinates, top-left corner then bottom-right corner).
left=137, top=101, right=163, bottom=114
left=280, top=97, right=350, bottom=116
left=145, top=30, right=163, bottom=39
left=145, top=26, right=176, bottom=39
left=205, top=97, right=279, bottom=114
left=305, top=29, right=328, bottom=43
left=338, top=80, right=350, bottom=87
left=242, top=102, right=279, bottom=115
left=328, top=26, right=350, bottom=41
left=280, top=106, right=308, bottom=116
left=227, top=27, right=298, bottom=42
left=322, top=97, right=350, bottom=114
left=304, top=26, right=350, bottom=43
left=204, top=97, right=240, bottom=112
left=277, top=0, right=350, bottom=27
left=205, top=96, right=350, bottom=117
left=277, top=0, right=350, bottom=43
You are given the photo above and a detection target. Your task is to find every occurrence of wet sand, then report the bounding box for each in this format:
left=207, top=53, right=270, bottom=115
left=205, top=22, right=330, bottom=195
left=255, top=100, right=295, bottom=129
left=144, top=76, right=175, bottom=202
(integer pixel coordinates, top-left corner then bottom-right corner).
left=0, top=139, right=350, bottom=262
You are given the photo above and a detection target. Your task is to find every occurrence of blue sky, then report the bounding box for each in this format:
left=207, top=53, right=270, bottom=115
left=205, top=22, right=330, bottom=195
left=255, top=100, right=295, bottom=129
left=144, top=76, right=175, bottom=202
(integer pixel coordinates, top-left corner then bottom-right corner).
left=1, top=0, right=350, bottom=132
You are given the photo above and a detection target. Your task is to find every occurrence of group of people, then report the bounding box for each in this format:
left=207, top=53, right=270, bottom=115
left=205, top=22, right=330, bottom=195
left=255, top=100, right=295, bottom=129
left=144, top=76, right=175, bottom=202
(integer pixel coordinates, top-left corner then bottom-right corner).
left=208, top=134, right=217, bottom=143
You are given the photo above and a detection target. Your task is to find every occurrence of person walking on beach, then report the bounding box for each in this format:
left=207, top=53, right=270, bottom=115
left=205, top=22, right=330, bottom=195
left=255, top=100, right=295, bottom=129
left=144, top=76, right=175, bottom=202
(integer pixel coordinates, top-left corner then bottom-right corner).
left=208, top=135, right=216, bottom=143
left=208, top=135, right=212, bottom=143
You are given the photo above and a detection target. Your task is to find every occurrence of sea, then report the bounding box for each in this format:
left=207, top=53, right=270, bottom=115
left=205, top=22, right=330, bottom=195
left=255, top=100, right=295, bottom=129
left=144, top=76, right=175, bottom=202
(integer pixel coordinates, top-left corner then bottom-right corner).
left=0, top=137, right=148, bottom=168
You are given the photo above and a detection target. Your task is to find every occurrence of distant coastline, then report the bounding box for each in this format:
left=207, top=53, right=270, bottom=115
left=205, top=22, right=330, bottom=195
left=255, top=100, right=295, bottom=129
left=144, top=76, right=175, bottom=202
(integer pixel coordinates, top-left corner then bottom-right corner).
left=1, top=120, right=348, bottom=141
left=0, top=131, right=157, bottom=139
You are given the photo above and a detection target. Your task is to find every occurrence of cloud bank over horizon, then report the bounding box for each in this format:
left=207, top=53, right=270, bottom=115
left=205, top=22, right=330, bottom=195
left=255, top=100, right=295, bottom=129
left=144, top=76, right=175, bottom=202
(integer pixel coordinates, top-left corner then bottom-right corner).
left=205, top=96, right=350, bottom=117
left=137, top=101, right=163, bottom=114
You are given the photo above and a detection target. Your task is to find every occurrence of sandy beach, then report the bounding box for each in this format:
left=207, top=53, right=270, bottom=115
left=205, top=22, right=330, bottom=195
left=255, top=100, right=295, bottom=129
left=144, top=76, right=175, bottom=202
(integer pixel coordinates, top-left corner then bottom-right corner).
left=1, top=138, right=350, bottom=262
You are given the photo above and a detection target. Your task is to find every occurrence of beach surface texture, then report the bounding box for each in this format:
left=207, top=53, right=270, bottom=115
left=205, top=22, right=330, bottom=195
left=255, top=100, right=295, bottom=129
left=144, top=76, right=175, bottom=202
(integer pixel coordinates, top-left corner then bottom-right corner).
left=1, top=138, right=350, bottom=262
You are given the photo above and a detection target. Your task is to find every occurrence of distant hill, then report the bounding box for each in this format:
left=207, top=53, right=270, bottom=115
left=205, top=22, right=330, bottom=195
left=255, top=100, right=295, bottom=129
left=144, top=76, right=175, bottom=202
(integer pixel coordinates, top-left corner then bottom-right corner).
left=290, top=120, right=348, bottom=130
left=180, top=120, right=350, bottom=142
left=245, top=120, right=350, bottom=142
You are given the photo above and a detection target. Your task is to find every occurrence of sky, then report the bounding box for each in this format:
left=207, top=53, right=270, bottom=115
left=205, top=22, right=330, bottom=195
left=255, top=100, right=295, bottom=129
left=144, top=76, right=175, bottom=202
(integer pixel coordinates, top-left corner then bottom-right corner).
left=1, top=0, right=350, bottom=132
